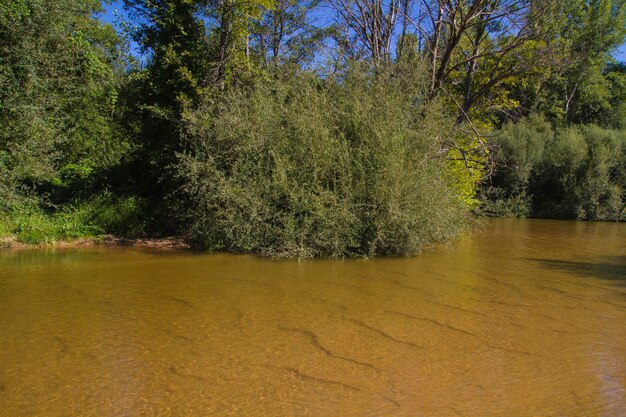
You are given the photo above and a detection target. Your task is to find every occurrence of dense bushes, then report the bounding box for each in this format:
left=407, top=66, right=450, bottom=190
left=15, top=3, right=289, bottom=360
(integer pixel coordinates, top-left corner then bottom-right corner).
left=483, top=117, right=626, bottom=221
left=2, top=0, right=475, bottom=254
left=2, top=0, right=623, bottom=254
left=0, top=1, right=128, bottom=195
left=176, top=72, right=467, bottom=257
left=0, top=0, right=140, bottom=244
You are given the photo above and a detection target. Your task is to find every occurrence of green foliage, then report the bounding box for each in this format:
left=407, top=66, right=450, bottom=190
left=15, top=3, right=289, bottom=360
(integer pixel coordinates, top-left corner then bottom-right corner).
left=493, top=115, right=552, bottom=194
left=536, top=125, right=626, bottom=220
left=176, top=69, right=467, bottom=257
left=601, top=63, right=626, bottom=128
left=87, top=193, right=147, bottom=237
left=484, top=117, right=626, bottom=221
left=121, top=0, right=209, bottom=179
left=479, top=188, right=533, bottom=218
left=207, top=0, right=273, bottom=85
left=515, top=0, right=626, bottom=127
left=0, top=204, right=101, bottom=245
left=445, top=129, right=490, bottom=210
left=2, top=0, right=623, bottom=255
left=251, top=0, right=328, bottom=68
left=480, top=116, right=551, bottom=217
left=0, top=193, right=146, bottom=244
left=0, top=0, right=128, bottom=206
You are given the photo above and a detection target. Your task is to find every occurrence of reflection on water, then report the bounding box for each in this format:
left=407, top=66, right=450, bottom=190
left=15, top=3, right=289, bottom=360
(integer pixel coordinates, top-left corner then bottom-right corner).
left=529, top=257, right=626, bottom=282
left=0, top=218, right=624, bottom=416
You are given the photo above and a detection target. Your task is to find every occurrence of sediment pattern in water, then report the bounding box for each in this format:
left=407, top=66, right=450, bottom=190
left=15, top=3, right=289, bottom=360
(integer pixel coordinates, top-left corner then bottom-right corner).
left=0, top=219, right=624, bottom=416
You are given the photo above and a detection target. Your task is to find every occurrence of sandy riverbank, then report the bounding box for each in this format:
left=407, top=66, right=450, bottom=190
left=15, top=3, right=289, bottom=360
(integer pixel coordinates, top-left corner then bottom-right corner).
left=0, top=235, right=191, bottom=250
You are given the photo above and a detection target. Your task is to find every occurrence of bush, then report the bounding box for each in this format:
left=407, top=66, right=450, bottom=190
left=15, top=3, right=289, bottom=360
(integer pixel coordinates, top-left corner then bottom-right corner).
left=484, top=117, right=626, bottom=221
left=88, top=193, right=147, bottom=237
left=479, top=188, right=532, bottom=218
left=479, top=116, right=552, bottom=217
left=175, top=70, right=467, bottom=257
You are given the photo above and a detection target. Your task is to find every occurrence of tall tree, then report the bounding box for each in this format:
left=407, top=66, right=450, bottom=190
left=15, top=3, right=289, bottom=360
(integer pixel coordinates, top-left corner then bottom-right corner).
left=525, top=0, right=626, bottom=125
left=329, top=0, right=402, bottom=68
left=0, top=0, right=124, bottom=205
left=421, top=0, right=550, bottom=116
left=204, top=0, right=273, bottom=87
left=121, top=0, right=209, bottom=203
left=251, top=0, right=327, bottom=68
left=123, top=0, right=208, bottom=129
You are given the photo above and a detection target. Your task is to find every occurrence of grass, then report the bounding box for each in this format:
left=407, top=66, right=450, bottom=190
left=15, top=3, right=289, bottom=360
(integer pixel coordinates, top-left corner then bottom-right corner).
left=0, top=192, right=146, bottom=245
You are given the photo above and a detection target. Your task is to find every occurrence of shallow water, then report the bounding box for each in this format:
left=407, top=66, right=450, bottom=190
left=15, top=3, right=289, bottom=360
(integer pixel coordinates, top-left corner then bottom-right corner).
left=0, top=218, right=625, bottom=416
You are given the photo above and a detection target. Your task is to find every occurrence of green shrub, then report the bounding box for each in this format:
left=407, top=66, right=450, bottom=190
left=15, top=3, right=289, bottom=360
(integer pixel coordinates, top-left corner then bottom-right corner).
left=480, top=116, right=551, bottom=217
left=88, top=193, right=146, bottom=237
left=479, top=188, right=532, bottom=218
left=485, top=117, right=626, bottom=221
left=176, top=70, right=467, bottom=257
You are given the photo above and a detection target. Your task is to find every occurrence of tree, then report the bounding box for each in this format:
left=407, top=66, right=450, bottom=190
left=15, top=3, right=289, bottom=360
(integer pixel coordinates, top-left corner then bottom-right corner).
left=0, top=0, right=125, bottom=207
left=516, top=0, right=626, bottom=126
left=123, top=0, right=208, bottom=133
left=120, top=0, right=212, bottom=209
left=251, top=0, right=328, bottom=68
left=204, top=0, right=273, bottom=87
left=421, top=0, right=552, bottom=117
left=329, top=0, right=403, bottom=68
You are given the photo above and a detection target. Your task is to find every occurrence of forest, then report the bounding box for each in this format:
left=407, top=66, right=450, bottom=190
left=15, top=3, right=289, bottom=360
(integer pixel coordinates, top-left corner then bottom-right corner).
left=1, top=0, right=625, bottom=257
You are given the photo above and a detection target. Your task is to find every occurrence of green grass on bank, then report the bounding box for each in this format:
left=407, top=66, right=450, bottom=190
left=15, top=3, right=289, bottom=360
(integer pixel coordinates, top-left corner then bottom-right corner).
left=0, top=193, right=146, bottom=246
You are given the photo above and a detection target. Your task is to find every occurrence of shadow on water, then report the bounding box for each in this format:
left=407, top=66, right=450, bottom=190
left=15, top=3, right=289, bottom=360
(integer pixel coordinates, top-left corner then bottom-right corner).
left=528, top=256, right=626, bottom=283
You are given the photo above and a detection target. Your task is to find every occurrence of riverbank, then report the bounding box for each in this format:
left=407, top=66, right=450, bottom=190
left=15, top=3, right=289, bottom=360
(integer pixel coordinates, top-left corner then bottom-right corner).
left=0, top=235, right=191, bottom=251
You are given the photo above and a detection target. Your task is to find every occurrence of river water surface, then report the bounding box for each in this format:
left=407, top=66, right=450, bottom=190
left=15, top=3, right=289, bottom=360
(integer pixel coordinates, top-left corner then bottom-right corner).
left=0, top=219, right=625, bottom=416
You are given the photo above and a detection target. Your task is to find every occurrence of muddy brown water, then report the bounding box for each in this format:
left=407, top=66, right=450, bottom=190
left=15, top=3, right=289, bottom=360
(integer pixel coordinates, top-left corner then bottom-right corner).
left=0, top=218, right=625, bottom=416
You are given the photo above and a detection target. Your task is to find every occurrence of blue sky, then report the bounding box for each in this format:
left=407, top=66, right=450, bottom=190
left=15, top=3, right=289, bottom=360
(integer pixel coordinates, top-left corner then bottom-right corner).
left=100, top=1, right=122, bottom=26
left=100, top=1, right=626, bottom=61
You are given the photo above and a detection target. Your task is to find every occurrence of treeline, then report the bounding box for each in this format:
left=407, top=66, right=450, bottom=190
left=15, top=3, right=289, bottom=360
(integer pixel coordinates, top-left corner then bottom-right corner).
left=1, top=0, right=625, bottom=255
left=485, top=117, right=626, bottom=221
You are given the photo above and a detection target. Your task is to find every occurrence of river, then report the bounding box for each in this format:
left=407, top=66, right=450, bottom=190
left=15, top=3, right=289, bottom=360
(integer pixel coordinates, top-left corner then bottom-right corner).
left=0, top=218, right=624, bottom=416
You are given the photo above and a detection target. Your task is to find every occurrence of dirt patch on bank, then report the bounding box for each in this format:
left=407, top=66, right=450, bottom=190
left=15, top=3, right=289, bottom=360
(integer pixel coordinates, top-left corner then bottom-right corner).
left=0, top=235, right=191, bottom=251
left=99, top=236, right=191, bottom=249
